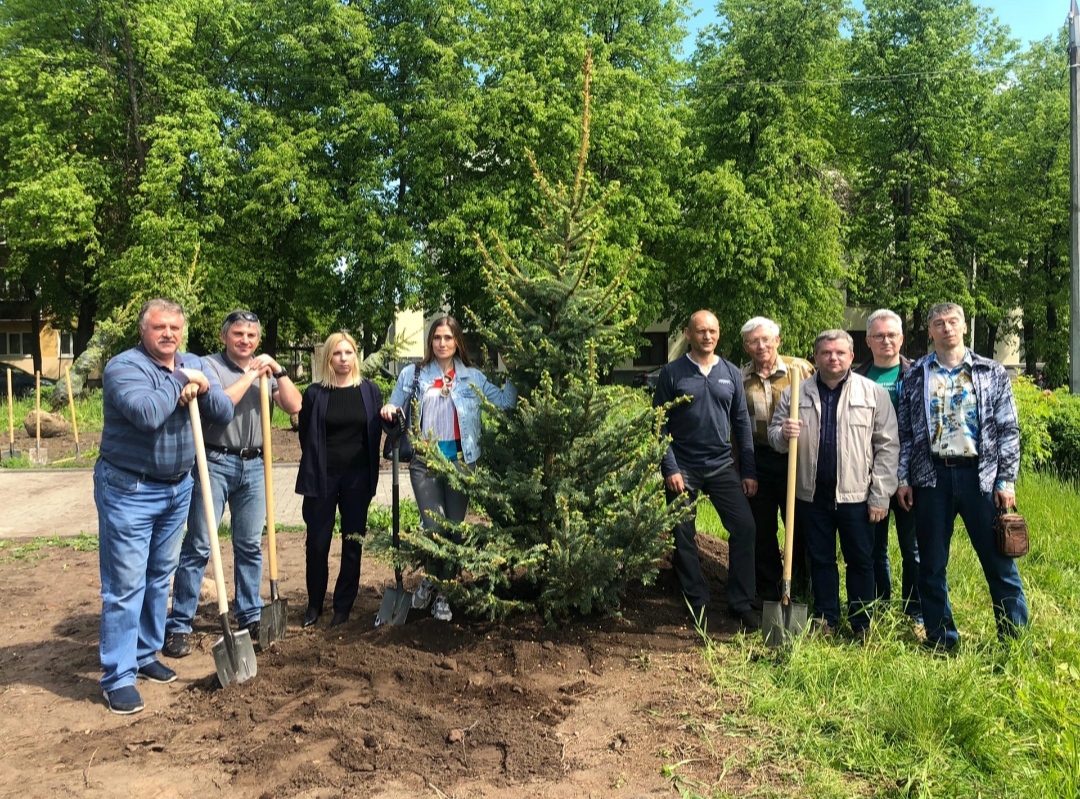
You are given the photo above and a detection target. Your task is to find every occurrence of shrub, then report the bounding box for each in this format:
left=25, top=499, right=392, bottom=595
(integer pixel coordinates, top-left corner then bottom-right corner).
left=1048, top=390, right=1080, bottom=482
left=1012, top=376, right=1056, bottom=473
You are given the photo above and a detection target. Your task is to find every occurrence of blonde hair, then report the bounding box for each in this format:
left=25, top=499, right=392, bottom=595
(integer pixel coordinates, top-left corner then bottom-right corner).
left=320, top=331, right=362, bottom=387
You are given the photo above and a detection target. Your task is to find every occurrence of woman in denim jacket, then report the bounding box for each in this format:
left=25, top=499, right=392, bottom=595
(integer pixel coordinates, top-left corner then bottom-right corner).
left=380, top=316, right=516, bottom=621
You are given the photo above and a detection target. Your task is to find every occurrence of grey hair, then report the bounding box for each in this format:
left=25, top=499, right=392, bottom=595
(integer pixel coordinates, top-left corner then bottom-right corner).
left=813, top=329, right=854, bottom=353
left=220, top=309, right=262, bottom=338
left=740, top=316, right=781, bottom=338
left=866, top=309, right=902, bottom=333
left=138, top=299, right=185, bottom=331
left=927, top=302, right=966, bottom=324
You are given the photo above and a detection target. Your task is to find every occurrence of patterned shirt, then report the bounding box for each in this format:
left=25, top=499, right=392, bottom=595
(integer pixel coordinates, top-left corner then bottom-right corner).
left=419, top=370, right=463, bottom=459
left=928, top=351, right=979, bottom=459
left=741, top=355, right=814, bottom=447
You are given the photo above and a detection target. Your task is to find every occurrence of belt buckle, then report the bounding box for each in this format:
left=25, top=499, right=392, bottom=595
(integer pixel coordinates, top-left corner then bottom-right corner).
left=240, top=447, right=259, bottom=459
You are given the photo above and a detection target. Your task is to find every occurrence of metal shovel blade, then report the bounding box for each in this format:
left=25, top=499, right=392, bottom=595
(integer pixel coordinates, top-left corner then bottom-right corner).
left=375, top=586, right=413, bottom=627
left=762, top=598, right=808, bottom=648
left=260, top=593, right=288, bottom=650
left=1, top=447, right=20, bottom=462
left=212, top=627, right=258, bottom=687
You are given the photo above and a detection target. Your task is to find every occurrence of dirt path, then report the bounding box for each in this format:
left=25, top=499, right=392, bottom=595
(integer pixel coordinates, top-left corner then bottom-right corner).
left=0, top=530, right=765, bottom=798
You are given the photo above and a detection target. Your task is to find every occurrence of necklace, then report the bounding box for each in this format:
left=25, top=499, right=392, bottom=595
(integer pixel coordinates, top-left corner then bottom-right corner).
left=440, top=370, right=454, bottom=398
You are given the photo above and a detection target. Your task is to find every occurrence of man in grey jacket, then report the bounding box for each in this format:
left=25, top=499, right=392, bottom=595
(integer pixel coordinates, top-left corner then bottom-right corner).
left=769, top=330, right=898, bottom=640
left=896, top=303, right=1028, bottom=651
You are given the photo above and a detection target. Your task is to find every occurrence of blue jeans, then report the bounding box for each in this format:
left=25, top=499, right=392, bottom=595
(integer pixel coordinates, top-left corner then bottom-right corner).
left=95, top=459, right=192, bottom=691
left=913, top=464, right=1028, bottom=649
left=665, top=464, right=756, bottom=613
left=799, top=490, right=875, bottom=632
left=872, top=497, right=922, bottom=621
left=167, top=450, right=265, bottom=633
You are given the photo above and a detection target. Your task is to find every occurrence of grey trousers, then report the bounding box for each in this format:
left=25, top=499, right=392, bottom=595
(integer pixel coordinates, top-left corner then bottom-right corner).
left=409, top=456, right=469, bottom=579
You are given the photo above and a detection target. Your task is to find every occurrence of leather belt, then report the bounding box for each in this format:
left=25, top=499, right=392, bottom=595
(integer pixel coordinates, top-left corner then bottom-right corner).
left=932, top=456, right=978, bottom=468
left=206, top=443, right=263, bottom=460
left=104, top=460, right=190, bottom=485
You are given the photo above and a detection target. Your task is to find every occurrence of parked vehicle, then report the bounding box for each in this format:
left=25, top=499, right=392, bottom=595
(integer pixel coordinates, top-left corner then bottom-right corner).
left=3, top=365, right=55, bottom=400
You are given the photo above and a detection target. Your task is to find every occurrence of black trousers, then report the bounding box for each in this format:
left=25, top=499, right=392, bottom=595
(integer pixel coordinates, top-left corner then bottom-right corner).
left=748, top=447, right=808, bottom=599
left=302, top=468, right=373, bottom=615
left=665, top=464, right=756, bottom=613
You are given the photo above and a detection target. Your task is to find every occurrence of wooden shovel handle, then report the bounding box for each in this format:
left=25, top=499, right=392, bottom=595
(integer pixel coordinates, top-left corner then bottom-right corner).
left=6, top=369, right=13, bottom=447
left=65, top=367, right=80, bottom=447
left=260, top=376, right=278, bottom=582
left=190, top=400, right=231, bottom=617
left=783, top=369, right=801, bottom=584
left=35, top=372, right=41, bottom=446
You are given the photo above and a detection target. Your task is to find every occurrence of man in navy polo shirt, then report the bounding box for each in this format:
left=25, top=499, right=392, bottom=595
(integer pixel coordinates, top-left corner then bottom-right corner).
left=654, top=310, right=759, bottom=632
left=95, top=299, right=232, bottom=714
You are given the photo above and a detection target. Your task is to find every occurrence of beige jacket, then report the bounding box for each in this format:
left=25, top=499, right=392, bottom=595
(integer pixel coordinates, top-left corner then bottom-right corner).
left=767, top=372, right=898, bottom=508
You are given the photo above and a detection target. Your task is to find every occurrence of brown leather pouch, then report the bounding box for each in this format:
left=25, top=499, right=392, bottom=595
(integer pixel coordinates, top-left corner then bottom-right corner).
left=995, top=506, right=1029, bottom=558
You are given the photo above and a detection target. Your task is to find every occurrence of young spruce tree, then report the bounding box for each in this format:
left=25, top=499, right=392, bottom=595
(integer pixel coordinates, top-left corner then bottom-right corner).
left=394, top=55, right=685, bottom=623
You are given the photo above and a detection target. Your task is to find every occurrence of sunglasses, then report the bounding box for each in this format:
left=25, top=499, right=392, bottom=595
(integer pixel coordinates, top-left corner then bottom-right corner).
left=224, top=310, right=259, bottom=325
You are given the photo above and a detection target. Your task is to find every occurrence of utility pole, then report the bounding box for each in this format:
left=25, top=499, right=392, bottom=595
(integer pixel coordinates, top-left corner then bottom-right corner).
left=1070, top=0, right=1080, bottom=392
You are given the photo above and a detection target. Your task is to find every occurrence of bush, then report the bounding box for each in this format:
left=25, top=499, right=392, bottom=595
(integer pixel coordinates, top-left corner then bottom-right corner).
left=1013, top=376, right=1056, bottom=473
left=1048, top=390, right=1080, bottom=482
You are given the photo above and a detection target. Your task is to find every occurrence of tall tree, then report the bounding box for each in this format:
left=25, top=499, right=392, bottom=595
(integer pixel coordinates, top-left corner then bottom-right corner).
left=845, top=0, right=1014, bottom=353
left=676, top=0, right=849, bottom=356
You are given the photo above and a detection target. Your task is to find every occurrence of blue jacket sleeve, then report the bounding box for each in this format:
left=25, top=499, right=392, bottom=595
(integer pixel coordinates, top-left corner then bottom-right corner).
left=192, top=355, right=234, bottom=425
left=104, top=357, right=185, bottom=433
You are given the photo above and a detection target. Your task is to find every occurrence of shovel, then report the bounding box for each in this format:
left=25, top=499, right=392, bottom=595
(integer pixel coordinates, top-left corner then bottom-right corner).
left=258, top=375, right=287, bottom=649
left=376, top=410, right=412, bottom=627
left=64, top=367, right=82, bottom=459
left=190, top=399, right=257, bottom=686
left=3, top=369, right=19, bottom=461
left=28, top=371, right=47, bottom=466
left=763, top=368, right=809, bottom=647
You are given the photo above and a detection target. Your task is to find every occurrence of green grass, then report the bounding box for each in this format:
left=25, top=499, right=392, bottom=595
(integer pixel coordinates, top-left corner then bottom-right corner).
left=0, top=533, right=99, bottom=563
left=685, top=470, right=1080, bottom=798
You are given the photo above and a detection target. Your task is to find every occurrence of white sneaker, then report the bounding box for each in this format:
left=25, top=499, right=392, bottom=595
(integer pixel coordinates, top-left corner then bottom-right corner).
left=431, top=595, right=453, bottom=622
left=412, top=578, right=434, bottom=610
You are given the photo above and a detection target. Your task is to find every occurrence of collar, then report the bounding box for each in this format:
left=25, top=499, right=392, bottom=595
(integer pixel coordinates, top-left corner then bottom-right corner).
left=218, top=350, right=247, bottom=373
left=741, top=356, right=787, bottom=380
left=930, top=349, right=973, bottom=372
left=137, top=343, right=183, bottom=372
left=815, top=371, right=849, bottom=393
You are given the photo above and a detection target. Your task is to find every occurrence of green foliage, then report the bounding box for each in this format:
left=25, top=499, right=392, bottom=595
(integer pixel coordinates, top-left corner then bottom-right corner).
left=0, top=533, right=98, bottom=563
left=372, top=58, right=685, bottom=623
left=1047, top=392, right=1080, bottom=484
left=691, top=470, right=1080, bottom=798
left=1013, top=376, right=1056, bottom=474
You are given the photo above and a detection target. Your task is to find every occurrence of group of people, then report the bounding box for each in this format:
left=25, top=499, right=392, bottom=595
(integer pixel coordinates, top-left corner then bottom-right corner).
left=95, top=300, right=513, bottom=715
left=94, top=297, right=1028, bottom=716
left=658, top=304, right=1028, bottom=651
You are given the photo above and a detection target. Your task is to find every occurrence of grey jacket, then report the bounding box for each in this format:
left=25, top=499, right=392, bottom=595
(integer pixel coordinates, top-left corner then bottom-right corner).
left=768, top=372, right=899, bottom=508
left=897, top=350, right=1020, bottom=493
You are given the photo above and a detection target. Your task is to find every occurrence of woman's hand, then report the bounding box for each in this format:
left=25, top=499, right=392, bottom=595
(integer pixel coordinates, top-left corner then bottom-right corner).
left=380, top=403, right=400, bottom=422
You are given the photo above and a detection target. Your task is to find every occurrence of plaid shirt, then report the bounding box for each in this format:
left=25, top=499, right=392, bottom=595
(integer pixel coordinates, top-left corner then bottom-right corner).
left=741, top=355, right=814, bottom=447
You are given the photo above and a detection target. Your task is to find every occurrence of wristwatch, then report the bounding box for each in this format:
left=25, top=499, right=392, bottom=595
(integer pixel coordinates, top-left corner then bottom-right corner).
left=273, top=368, right=288, bottom=379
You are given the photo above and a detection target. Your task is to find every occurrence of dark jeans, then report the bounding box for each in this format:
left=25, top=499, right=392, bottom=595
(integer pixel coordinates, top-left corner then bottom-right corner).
left=799, top=488, right=875, bottom=632
left=872, top=496, right=921, bottom=621
left=913, top=463, right=1028, bottom=649
left=665, top=464, right=756, bottom=613
left=302, top=468, right=373, bottom=615
left=748, top=447, right=807, bottom=600
left=410, top=456, right=470, bottom=580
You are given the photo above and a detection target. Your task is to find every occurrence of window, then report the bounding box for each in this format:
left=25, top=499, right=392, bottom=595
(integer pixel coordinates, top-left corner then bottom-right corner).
left=634, top=332, right=669, bottom=367
left=59, top=331, right=74, bottom=357
left=0, top=332, right=32, bottom=356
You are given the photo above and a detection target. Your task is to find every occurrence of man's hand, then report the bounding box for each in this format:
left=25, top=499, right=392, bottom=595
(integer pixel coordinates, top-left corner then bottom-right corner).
left=178, top=368, right=210, bottom=395
left=252, top=354, right=282, bottom=376
left=665, top=473, right=685, bottom=493
left=781, top=419, right=803, bottom=440
left=380, top=403, right=401, bottom=422
left=742, top=478, right=758, bottom=498
left=896, top=486, right=913, bottom=511
left=993, top=489, right=1015, bottom=509
left=177, top=382, right=200, bottom=406
left=868, top=504, right=889, bottom=523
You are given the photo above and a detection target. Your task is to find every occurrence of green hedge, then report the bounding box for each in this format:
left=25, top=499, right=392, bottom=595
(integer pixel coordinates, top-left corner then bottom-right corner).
left=1014, top=376, right=1080, bottom=481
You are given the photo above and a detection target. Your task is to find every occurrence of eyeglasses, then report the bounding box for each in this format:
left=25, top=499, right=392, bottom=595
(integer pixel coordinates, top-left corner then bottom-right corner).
left=224, top=310, right=259, bottom=325
left=869, top=333, right=901, bottom=342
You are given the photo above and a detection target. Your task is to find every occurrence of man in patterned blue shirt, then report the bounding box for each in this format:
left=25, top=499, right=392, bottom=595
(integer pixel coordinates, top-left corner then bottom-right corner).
left=95, top=299, right=233, bottom=714
left=896, top=302, right=1028, bottom=651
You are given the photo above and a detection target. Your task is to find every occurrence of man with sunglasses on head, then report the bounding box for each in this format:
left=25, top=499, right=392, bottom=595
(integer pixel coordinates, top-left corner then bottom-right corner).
left=164, top=310, right=302, bottom=660
left=855, top=309, right=923, bottom=639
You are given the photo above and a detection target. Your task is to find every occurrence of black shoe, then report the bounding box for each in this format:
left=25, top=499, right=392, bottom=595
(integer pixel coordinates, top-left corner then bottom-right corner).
left=728, top=607, right=762, bottom=632
left=302, top=606, right=321, bottom=628
left=103, top=685, right=144, bottom=715
left=328, top=611, right=350, bottom=628
left=137, top=659, right=177, bottom=684
left=243, top=621, right=262, bottom=653
left=162, top=631, right=191, bottom=659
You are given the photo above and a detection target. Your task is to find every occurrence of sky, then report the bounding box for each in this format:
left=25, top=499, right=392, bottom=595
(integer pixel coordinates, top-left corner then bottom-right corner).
left=683, top=0, right=1072, bottom=53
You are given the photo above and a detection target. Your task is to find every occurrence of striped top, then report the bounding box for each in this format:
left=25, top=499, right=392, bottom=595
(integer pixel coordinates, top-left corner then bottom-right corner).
left=419, top=371, right=462, bottom=459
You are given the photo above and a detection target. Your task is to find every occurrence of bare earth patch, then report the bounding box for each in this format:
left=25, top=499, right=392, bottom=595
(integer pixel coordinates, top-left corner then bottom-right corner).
left=0, top=525, right=774, bottom=798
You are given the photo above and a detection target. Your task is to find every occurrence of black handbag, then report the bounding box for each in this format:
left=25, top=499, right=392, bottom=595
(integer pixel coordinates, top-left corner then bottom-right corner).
left=382, top=366, right=421, bottom=462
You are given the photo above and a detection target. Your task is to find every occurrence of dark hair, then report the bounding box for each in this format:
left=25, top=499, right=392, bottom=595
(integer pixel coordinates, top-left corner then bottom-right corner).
left=420, top=316, right=475, bottom=368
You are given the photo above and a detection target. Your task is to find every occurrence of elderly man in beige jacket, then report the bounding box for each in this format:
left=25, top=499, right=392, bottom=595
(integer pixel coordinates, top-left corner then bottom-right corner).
left=768, top=329, right=899, bottom=641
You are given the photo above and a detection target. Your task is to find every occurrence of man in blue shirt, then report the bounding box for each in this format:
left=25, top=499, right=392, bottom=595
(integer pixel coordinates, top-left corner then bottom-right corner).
left=654, top=310, right=760, bottom=632
left=95, top=299, right=233, bottom=714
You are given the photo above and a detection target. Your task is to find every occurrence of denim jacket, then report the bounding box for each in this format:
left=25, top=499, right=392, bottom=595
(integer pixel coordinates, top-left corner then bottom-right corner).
left=897, top=350, right=1020, bottom=494
left=389, top=359, right=517, bottom=465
